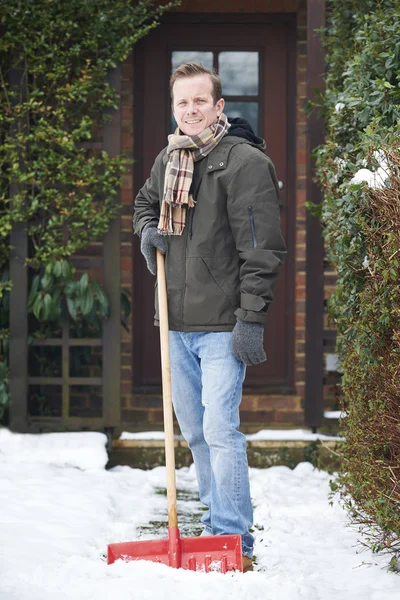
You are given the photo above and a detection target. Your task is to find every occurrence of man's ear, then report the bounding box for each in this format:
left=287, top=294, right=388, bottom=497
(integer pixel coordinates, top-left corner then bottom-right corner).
left=216, top=97, right=225, bottom=117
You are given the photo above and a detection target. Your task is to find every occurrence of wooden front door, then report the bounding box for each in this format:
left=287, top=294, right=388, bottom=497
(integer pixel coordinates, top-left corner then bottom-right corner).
left=133, top=14, right=295, bottom=395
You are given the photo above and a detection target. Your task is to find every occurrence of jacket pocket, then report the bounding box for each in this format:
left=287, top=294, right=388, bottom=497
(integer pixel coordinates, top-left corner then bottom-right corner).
left=202, top=257, right=239, bottom=309
left=183, top=257, right=238, bottom=326
left=248, top=205, right=257, bottom=248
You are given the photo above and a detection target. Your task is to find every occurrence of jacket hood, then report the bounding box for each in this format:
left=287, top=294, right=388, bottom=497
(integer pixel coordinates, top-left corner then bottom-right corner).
left=226, top=117, right=266, bottom=153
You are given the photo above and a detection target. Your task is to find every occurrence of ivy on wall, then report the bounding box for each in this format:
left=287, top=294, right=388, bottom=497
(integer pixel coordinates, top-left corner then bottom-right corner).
left=0, top=0, right=180, bottom=421
left=315, top=0, right=400, bottom=566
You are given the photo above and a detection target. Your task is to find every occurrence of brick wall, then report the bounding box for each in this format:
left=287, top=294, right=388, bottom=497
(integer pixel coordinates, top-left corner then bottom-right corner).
left=118, top=0, right=310, bottom=432
left=294, top=0, right=307, bottom=419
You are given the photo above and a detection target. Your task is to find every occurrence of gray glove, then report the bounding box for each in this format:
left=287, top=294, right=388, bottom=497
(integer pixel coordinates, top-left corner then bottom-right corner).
left=231, top=318, right=267, bottom=366
left=140, top=223, right=167, bottom=275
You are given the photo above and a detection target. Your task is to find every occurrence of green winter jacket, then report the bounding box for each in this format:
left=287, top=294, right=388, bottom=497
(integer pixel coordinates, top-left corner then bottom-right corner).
left=133, top=133, right=286, bottom=332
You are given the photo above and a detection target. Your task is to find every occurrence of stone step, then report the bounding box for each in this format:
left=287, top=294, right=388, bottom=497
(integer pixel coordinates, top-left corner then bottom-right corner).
left=108, top=434, right=344, bottom=471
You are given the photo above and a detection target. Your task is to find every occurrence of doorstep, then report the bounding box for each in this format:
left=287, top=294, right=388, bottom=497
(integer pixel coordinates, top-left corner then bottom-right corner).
left=108, top=434, right=344, bottom=471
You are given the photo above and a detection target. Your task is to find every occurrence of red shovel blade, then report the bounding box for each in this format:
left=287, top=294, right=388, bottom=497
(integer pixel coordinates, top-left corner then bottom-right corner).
left=108, top=527, right=243, bottom=573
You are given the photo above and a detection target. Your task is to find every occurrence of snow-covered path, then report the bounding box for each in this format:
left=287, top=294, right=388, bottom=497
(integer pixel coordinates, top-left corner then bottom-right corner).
left=0, top=429, right=398, bottom=600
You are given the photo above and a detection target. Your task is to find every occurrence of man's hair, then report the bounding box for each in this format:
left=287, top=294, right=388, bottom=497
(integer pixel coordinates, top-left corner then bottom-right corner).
left=169, top=62, right=222, bottom=105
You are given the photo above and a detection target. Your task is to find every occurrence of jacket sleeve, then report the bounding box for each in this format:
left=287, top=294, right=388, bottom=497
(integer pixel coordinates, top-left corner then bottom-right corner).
left=133, top=149, right=166, bottom=237
left=227, top=152, right=287, bottom=324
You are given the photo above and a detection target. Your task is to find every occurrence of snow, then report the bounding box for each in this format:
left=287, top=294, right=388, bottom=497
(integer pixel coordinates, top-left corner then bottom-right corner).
left=335, top=102, right=345, bottom=114
left=350, top=149, right=390, bottom=189
left=350, top=167, right=388, bottom=189
left=1, top=428, right=398, bottom=599
left=120, top=429, right=344, bottom=442
left=373, top=150, right=390, bottom=172
left=0, top=428, right=108, bottom=470
left=245, top=429, right=343, bottom=442
left=325, top=353, right=340, bottom=373
left=324, top=411, right=347, bottom=420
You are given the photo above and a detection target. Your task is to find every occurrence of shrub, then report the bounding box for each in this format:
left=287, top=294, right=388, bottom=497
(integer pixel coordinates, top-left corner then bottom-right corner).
left=0, top=0, right=179, bottom=423
left=316, top=0, right=400, bottom=563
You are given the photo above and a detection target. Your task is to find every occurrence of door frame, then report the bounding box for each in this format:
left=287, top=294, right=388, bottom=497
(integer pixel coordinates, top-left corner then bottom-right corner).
left=132, top=12, right=297, bottom=394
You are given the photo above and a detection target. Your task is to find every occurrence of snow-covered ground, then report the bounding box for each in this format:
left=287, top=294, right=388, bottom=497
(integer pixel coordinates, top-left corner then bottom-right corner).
left=0, top=429, right=398, bottom=600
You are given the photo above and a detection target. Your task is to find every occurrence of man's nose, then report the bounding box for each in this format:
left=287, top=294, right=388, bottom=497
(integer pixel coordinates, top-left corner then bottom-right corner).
left=186, top=102, right=198, bottom=114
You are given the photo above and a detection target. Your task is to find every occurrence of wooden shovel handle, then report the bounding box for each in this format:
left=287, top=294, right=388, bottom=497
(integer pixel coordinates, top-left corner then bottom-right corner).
left=157, top=250, right=178, bottom=529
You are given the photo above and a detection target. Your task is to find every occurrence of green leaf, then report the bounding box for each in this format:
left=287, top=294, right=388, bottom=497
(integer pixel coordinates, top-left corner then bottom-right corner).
left=61, top=260, right=71, bottom=278
left=64, top=281, right=76, bottom=297
left=43, top=293, right=52, bottom=321
left=66, top=296, right=78, bottom=321
left=91, top=279, right=107, bottom=304
left=53, top=261, right=62, bottom=278
left=28, top=275, right=40, bottom=307
left=40, top=273, right=53, bottom=291
left=32, top=294, right=43, bottom=321
left=80, top=288, right=94, bottom=316
left=79, top=273, right=89, bottom=294
left=121, top=289, right=131, bottom=319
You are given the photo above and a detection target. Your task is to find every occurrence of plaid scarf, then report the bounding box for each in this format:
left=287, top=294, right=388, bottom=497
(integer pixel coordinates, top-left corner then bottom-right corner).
left=157, top=113, right=230, bottom=235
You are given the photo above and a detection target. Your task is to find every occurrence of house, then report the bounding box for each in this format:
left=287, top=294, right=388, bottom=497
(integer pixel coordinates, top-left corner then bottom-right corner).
left=9, top=0, right=335, bottom=439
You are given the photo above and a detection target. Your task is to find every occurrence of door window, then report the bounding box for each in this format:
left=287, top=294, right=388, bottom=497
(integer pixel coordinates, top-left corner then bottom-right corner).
left=223, top=101, right=258, bottom=134
left=218, top=51, right=259, bottom=95
left=172, top=51, right=213, bottom=72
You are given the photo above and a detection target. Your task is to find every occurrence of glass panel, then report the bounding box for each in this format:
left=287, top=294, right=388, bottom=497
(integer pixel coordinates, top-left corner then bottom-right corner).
left=29, top=346, right=62, bottom=377
left=224, top=101, right=259, bottom=136
left=219, top=52, right=259, bottom=95
left=70, top=385, right=102, bottom=418
left=69, top=320, right=102, bottom=339
left=70, top=346, right=102, bottom=378
left=28, top=385, right=62, bottom=417
left=171, top=51, right=213, bottom=72
left=29, top=315, right=62, bottom=339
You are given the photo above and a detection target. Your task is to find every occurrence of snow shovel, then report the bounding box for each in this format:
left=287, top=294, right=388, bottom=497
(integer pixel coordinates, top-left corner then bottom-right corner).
left=107, top=250, right=243, bottom=572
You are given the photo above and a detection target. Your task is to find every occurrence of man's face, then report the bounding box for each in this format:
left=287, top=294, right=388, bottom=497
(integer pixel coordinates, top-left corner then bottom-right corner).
left=172, top=74, right=225, bottom=136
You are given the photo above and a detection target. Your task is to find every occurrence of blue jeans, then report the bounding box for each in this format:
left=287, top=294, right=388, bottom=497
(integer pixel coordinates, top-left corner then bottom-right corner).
left=169, top=331, right=254, bottom=558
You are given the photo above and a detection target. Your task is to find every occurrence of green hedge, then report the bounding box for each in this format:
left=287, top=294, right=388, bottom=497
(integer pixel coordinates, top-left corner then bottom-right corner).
left=0, top=0, right=179, bottom=421
left=316, top=0, right=400, bottom=566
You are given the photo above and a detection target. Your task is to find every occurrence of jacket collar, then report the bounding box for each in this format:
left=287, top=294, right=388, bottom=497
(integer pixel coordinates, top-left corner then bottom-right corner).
left=162, top=136, right=248, bottom=172
left=204, top=136, right=247, bottom=173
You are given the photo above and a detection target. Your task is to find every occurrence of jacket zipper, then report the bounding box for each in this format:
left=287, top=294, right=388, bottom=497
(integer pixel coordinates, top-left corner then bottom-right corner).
left=248, top=206, right=257, bottom=248
left=189, top=207, right=195, bottom=239
left=181, top=206, right=191, bottom=327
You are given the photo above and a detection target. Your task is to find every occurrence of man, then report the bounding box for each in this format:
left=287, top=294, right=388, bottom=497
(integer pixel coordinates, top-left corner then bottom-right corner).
left=133, top=63, right=286, bottom=572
